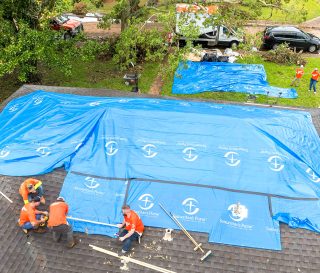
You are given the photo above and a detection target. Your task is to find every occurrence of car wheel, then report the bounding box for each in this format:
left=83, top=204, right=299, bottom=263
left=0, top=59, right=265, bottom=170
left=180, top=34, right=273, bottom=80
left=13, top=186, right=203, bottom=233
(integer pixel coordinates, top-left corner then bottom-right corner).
left=308, top=45, right=317, bottom=53
left=64, top=32, right=71, bottom=40
left=230, top=41, right=239, bottom=49
left=272, top=43, right=279, bottom=50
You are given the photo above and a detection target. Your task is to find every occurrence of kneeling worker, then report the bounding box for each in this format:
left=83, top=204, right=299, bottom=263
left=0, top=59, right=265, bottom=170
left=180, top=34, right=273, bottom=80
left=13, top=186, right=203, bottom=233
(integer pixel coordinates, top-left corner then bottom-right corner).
left=19, top=178, right=45, bottom=204
left=48, top=197, right=76, bottom=248
left=18, top=196, right=48, bottom=233
left=117, top=204, right=144, bottom=253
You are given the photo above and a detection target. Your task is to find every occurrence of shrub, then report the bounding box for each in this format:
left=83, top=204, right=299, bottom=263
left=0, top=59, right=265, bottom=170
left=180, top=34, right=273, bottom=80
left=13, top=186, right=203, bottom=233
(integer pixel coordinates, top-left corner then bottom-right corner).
left=261, top=43, right=306, bottom=65
left=73, top=2, right=88, bottom=15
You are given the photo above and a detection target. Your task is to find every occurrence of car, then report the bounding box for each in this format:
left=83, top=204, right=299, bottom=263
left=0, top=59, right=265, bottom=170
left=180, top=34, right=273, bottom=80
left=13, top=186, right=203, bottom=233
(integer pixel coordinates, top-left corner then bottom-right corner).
left=263, top=26, right=320, bottom=53
left=50, top=15, right=84, bottom=39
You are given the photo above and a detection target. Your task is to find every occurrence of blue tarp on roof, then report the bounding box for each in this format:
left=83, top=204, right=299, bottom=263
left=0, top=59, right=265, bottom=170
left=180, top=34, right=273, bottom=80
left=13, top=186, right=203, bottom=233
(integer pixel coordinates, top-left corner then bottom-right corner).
left=0, top=90, right=319, bottom=250
left=172, top=61, right=298, bottom=98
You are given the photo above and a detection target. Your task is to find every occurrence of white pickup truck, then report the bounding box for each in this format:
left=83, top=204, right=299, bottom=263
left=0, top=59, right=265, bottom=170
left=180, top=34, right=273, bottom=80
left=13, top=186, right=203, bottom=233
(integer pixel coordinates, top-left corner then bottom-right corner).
left=175, top=3, right=242, bottom=48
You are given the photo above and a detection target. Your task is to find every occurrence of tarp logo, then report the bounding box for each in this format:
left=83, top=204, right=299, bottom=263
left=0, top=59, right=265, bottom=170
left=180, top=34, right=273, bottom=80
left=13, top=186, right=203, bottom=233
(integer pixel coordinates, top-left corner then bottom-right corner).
left=228, top=203, right=248, bottom=222
left=183, top=147, right=198, bottom=162
left=138, top=194, right=154, bottom=210
left=33, top=97, right=44, bottom=105
left=142, top=144, right=158, bottom=158
left=36, top=147, right=51, bottom=157
left=182, top=198, right=200, bottom=215
left=84, top=177, right=100, bottom=189
left=224, top=151, right=241, bottom=167
left=306, top=168, right=320, bottom=183
left=268, top=155, right=284, bottom=172
left=9, top=105, right=18, bottom=112
left=105, top=141, right=118, bottom=156
left=89, top=101, right=101, bottom=106
left=0, top=147, right=10, bottom=158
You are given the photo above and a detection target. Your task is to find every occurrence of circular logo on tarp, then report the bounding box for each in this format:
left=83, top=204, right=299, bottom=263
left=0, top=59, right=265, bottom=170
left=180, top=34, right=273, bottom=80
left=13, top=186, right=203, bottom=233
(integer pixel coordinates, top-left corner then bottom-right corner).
left=224, top=151, right=240, bottom=167
left=36, top=147, right=51, bottom=157
left=0, top=147, right=10, bottom=158
left=183, top=147, right=198, bottom=162
left=138, top=194, right=154, bottom=210
left=33, top=97, right=44, bottom=105
left=105, top=141, right=118, bottom=156
left=306, top=168, right=320, bottom=183
left=9, top=105, right=18, bottom=112
left=268, top=155, right=284, bottom=172
left=89, top=101, right=101, bottom=107
left=182, top=198, right=200, bottom=215
left=84, top=177, right=100, bottom=189
left=142, top=144, right=158, bottom=158
left=228, top=203, right=248, bottom=222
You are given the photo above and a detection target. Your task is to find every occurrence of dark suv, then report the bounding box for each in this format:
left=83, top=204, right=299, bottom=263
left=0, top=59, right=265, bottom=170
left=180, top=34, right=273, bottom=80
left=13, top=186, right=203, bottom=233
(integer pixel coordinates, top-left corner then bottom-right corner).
left=263, top=26, right=320, bottom=53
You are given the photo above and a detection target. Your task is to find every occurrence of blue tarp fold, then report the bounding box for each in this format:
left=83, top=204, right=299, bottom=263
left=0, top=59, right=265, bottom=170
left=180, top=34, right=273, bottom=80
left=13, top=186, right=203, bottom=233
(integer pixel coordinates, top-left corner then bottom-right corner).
left=172, top=61, right=298, bottom=98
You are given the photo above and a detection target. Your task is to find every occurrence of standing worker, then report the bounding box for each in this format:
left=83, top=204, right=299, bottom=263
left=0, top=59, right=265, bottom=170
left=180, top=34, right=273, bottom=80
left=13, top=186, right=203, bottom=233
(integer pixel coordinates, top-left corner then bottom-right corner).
left=309, top=68, right=319, bottom=94
left=18, top=196, right=48, bottom=233
left=291, top=65, right=304, bottom=87
left=19, top=178, right=45, bottom=205
left=47, top=197, right=76, bottom=248
left=117, top=204, right=144, bottom=253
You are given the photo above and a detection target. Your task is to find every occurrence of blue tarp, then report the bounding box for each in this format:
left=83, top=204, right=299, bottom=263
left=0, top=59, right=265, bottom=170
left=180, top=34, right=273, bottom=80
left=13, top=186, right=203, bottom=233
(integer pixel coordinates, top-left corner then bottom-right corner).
left=172, top=61, right=298, bottom=98
left=1, top=90, right=320, bottom=250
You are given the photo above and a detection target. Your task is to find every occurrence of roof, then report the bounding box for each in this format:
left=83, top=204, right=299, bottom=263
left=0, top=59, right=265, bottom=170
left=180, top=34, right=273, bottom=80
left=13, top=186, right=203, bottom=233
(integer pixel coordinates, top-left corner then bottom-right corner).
left=1, top=84, right=320, bottom=273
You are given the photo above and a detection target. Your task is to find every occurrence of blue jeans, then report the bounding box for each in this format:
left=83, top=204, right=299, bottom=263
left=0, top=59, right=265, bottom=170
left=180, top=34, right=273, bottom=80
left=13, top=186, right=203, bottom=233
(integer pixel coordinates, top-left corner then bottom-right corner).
left=21, top=214, right=41, bottom=230
left=119, top=229, right=140, bottom=252
left=27, top=185, right=44, bottom=202
left=309, top=79, right=318, bottom=92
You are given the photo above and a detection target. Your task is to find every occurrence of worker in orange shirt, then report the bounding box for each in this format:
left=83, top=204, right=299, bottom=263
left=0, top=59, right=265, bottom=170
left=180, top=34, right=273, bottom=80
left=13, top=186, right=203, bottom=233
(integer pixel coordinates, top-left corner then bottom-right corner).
left=18, top=196, right=48, bottom=233
left=290, top=65, right=304, bottom=87
left=117, top=204, right=144, bottom=253
left=309, top=68, right=319, bottom=94
left=48, top=197, right=76, bottom=248
left=19, top=178, right=45, bottom=205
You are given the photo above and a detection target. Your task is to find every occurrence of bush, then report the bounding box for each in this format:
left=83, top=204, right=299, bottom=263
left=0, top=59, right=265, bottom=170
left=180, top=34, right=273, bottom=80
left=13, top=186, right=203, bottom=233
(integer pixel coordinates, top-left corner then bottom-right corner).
left=73, top=2, right=88, bottom=15
left=261, top=43, right=306, bottom=65
left=92, top=0, right=104, bottom=8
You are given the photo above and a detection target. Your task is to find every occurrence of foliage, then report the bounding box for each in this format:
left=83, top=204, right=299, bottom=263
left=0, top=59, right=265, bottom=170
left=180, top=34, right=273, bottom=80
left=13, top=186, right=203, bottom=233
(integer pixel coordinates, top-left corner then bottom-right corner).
left=0, top=0, right=110, bottom=82
left=261, top=43, right=306, bottom=65
left=73, top=2, right=89, bottom=15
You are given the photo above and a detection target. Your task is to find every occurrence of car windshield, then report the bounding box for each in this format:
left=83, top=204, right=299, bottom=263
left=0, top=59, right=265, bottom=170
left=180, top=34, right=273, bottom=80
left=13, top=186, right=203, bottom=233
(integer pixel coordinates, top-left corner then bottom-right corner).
left=56, top=16, right=68, bottom=24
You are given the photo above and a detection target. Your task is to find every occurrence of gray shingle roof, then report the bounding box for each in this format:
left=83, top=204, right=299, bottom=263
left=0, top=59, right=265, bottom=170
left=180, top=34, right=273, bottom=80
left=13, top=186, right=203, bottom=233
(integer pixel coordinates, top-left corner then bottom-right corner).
left=0, top=85, right=320, bottom=273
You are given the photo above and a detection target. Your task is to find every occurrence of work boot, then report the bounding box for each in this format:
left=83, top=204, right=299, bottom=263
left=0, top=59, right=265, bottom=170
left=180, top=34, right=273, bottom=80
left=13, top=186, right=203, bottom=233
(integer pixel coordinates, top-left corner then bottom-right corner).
left=22, top=229, right=28, bottom=234
left=33, top=227, right=46, bottom=234
left=67, top=240, right=77, bottom=249
left=40, top=196, right=45, bottom=205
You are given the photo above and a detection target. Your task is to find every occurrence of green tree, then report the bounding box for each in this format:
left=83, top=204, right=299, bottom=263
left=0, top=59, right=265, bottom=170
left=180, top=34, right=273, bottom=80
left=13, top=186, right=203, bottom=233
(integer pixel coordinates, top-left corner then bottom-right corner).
left=0, top=0, right=106, bottom=82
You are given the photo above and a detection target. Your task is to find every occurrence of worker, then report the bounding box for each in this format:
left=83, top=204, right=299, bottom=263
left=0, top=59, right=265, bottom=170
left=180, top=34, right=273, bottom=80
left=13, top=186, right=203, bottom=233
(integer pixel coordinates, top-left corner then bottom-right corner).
left=309, top=68, right=319, bottom=94
left=290, top=65, right=304, bottom=87
left=19, top=178, right=45, bottom=205
left=18, top=196, right=48, bottom=233
left=117, top=204, right=144, bottom=253
left=47, top=197, right=76, bottom=248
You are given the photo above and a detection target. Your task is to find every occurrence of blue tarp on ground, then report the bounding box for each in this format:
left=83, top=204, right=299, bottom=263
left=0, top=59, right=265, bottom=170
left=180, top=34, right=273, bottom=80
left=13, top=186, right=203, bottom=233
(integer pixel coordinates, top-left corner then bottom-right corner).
left=1, top=90, right=319, bottom=250
left=172, top=61, right=298, bottom=98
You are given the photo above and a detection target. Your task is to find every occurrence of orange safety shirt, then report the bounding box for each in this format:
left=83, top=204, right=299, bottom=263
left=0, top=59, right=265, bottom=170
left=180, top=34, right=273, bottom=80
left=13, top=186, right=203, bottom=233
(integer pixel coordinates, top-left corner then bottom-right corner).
left=19, top=178, right=42, bottom=204
left=311, top=70, right=319, bottom=81
left=19, top=203, right=36, bottom=226
left=296, top=68, right=304, bottom=79
left=124, top=210, right=144, bottom=234
left=48, top=201, right=68, bottom=227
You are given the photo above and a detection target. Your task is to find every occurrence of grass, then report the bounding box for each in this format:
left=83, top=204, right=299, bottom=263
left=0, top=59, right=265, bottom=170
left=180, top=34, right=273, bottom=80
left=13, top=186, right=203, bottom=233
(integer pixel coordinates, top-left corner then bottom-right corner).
left=40, top=58, right=160, bottom=93
left=259, top=0, right=320, bottom=23
left=162, top=55, right=320, bottom=108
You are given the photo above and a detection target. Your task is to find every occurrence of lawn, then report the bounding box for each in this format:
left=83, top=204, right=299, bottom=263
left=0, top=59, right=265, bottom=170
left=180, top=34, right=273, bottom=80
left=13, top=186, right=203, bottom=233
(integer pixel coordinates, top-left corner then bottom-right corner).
left=259, top=0, right=320, bottom=23
left=162, top=55, right=320, bottom=108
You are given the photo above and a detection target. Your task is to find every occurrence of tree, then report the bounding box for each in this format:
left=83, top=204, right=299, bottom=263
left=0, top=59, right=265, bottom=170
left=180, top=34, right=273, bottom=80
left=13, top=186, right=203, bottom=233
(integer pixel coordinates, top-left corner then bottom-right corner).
left=0, top=0, right=106, bottom=82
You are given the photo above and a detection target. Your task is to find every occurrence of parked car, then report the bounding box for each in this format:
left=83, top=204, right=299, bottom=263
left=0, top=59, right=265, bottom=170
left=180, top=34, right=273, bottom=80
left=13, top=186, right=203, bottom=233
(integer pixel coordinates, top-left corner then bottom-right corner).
left=50, top=15, right=84, bottom=39
left=263, top=26, right=320, bottom=53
